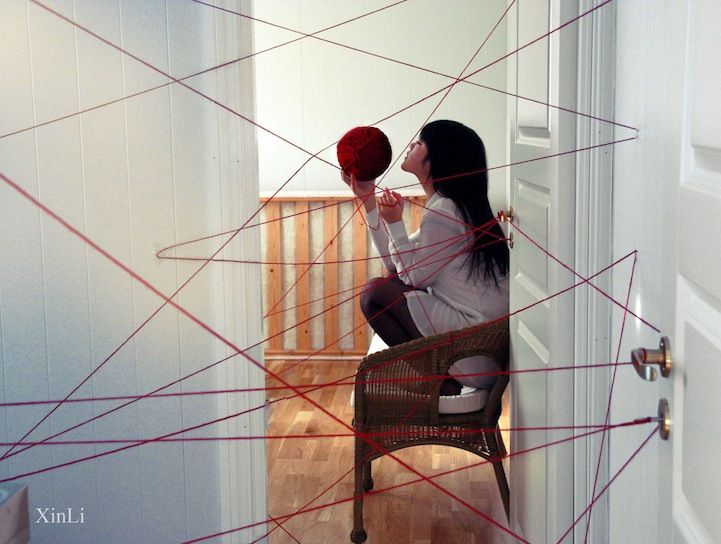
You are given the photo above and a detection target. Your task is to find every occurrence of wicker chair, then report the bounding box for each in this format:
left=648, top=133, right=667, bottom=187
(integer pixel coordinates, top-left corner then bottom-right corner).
left=350, top=318, right=510, bottom=543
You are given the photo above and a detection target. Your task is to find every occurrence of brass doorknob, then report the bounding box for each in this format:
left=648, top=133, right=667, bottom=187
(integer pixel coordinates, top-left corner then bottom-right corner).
left=631, top=337, right=672, bottom=381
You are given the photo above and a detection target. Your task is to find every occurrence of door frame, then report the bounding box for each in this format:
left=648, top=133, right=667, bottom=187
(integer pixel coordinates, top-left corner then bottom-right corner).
left=571, top=1, right=617, bottom=542
left=505, top=1, right=617, bottom=541
left=213, top=5, right=269, bottom=543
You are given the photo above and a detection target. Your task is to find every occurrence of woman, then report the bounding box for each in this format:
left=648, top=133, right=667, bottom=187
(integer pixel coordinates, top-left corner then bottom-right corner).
left=343, top=120, right=509, bottom=395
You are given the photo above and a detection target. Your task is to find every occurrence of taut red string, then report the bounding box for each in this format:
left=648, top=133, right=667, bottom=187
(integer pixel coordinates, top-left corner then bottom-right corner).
left=0, top=239, right=635, bottom=466
left=29, top=0, right=338, bottom=170
left=0, top=360, right=631, bottom=410
left=265, top=222, right=500, bottom=318
left=262, top=197, right=365, bottom=317
left=0, top=227, right=499, bottom=463
left=508, top=218, right=658, bottom=333
left=557, top=427, right=657, bottom=544
left=0, top=417, right=652, bottom=448
left=584, top=252, right=639, bottom=542
left=360, top=0, right=517, bottom=343
left=157, top=0, right=631, bottom=265
left=0, top=168, right=530, bottom=544
left=184, top=420, right=654, bottom=543
left=0, top=2, right=410, bottom=142
left=0, top=1, right=659, bottom=542
left=156, top=134, right=636, bottom=266
left=0, top=152, right=317, bottom=463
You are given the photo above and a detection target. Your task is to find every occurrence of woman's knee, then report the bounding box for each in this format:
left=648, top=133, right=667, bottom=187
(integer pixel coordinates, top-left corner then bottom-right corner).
left=360, top=277, right=386, bottom=317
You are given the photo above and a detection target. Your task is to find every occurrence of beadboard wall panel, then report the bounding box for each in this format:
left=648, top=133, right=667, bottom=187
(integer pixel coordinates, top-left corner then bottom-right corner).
left=0, top=1, right=265, bottom=543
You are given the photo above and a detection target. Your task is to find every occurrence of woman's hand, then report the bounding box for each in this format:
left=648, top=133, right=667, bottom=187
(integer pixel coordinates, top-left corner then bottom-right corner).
left=377, top=188, right=404, bottom=224
left=341, top=171, right=377, bottom=211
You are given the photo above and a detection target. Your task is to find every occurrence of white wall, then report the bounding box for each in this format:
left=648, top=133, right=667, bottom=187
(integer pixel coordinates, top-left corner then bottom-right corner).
left=252, top=0, right=509, bottom=211
left=0, top=1, right=265, bottom=543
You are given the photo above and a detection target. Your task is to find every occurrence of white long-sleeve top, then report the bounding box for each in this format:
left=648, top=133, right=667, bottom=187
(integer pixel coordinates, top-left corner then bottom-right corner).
left=366, top=192, right=509, bottom=337
left=366, top=193, right=509, bottom=388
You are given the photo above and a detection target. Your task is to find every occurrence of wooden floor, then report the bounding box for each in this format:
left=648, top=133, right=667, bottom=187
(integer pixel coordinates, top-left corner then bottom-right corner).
left=265, top=360, right=513, bottom=544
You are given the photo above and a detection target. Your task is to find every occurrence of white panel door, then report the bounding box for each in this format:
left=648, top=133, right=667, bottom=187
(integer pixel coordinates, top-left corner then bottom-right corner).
left=508, top=1, right=578, bottom=541
left=610, top=1, right=721, bottom=543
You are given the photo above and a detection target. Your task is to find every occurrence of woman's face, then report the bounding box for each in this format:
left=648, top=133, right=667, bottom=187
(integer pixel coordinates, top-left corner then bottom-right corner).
left=401, top=139, right=431, bottom=181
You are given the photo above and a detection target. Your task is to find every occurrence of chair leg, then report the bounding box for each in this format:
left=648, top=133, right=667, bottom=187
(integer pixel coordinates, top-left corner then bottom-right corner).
left=493, top=459, right=510, bottom=522
left=351, top=441, right=368, bottom=543
left=362, top=460, right=373, bottom=491
left=483, top=426, right=510, bottom=521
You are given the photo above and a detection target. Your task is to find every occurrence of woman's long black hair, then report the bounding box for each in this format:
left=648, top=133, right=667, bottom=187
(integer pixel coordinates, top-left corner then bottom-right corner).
left=419, top=120, right=509, bottom=284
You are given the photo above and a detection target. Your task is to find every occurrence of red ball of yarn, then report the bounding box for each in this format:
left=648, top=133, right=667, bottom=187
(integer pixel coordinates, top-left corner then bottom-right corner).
left=337, top=126, right=392, bottom=182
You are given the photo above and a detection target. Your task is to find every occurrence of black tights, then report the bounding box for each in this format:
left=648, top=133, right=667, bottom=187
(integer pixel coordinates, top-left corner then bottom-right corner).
left=360, top=276, right=462, bottom=395
left=359, top=276, right=422, bottom=346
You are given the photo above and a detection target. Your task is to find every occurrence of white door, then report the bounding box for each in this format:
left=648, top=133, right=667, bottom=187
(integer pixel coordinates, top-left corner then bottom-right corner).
left=507, top=1, right=578, bottom=540
left=609, top=1, right=721, bottom=543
